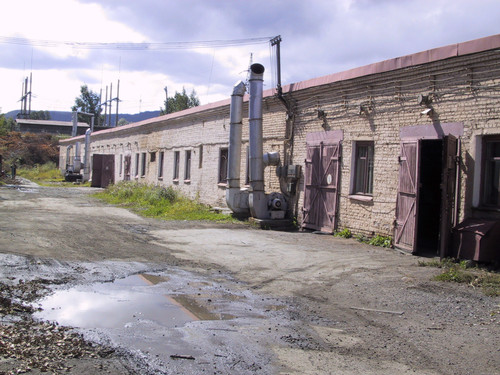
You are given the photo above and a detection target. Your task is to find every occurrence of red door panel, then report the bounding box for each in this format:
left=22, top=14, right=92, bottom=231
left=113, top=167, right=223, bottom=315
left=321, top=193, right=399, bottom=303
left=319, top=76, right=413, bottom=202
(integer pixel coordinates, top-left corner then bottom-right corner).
left=394, top=141, right=420, bottom=252
left=303, top=138, right=341, bottom=233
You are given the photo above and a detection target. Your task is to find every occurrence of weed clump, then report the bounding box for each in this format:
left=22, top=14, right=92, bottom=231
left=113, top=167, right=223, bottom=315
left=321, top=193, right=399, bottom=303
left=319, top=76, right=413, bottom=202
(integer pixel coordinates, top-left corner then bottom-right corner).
left=334, top=228, right=352, bottom=238
left=368, top=235, right=392, bottom=248
left=419, top=258, right=500, bottom=296
left=334, top=229, right=392, bottom=248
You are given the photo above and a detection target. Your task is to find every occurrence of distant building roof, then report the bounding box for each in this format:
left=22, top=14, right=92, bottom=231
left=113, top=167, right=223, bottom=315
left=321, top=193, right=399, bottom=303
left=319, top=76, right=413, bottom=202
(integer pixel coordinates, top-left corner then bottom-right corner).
left=16, top=119, right=89, bottom=136
left=15, top=119, right=89, bottom=128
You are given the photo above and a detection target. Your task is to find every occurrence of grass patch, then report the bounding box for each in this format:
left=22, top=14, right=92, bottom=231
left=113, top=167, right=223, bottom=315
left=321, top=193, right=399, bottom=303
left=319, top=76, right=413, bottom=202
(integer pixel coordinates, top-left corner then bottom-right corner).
left=17, top=162, right=62, bottom=182
left=16, top=162, right=90, bottom=187
left=93, top=181, right=242, bottom=223
left=419, top=258, right=500, bottom=296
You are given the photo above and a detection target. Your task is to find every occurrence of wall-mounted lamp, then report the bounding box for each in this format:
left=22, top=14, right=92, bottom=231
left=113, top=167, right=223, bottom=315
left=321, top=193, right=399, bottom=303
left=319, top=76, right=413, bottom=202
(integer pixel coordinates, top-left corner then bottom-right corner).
left=418, top=93, right=434, bottom=116
left=417, top=94, right=432, bottom=106
left=359, top=104, right=372, bottom=116
left=421, top=108, right=433, bottom=116
left=317, top=109, right=328, bottom=129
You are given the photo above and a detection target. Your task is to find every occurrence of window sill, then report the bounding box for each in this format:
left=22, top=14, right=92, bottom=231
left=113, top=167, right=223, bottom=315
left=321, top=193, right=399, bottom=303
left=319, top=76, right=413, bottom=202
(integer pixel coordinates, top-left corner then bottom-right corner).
left=348, top=194, right=373, bottom=202
left=184, top=179, right=191, bottom=184
left=217, top=183, right=227, bottom=189
left=158, top=177, right=163, bottom=181
left=172, top=179, right=179, bottom=184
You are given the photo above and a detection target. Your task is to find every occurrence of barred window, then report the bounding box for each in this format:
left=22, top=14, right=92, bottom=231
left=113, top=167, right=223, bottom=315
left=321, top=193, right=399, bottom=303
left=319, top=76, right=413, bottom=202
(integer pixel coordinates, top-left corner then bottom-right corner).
left=352, top=141, right=374, bottom=195
left=218, top=148, right=228, bottom=184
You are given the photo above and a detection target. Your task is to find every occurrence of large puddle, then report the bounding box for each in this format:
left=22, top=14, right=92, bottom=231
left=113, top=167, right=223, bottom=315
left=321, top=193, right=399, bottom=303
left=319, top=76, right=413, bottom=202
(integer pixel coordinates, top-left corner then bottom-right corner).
left=34, top=274, right=233, bottom=329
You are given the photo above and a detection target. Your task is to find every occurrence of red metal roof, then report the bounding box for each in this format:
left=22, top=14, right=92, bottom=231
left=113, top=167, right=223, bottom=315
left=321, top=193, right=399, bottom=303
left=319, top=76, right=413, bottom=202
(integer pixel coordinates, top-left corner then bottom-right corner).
left=61, top=33, right=500, bottom=143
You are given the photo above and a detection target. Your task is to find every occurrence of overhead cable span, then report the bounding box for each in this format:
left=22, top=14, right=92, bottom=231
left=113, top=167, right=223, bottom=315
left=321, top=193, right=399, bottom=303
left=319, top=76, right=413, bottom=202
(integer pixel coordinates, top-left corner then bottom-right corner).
left=0, top=36, right=274, bottom=50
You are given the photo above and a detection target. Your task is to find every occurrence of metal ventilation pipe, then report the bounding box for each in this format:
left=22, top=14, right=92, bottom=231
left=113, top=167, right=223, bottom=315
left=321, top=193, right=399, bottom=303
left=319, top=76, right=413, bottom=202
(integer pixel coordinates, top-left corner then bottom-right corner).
left=226, top=81, right=249, bottom=214
left=248, top=63, right=268, bottom=219
left=65, top=145, right=73, bottom=170
left=71, top=111, right=78, bottom=137
left=83, top=129, right=91, bottom=181
left=248, top=63, right=265, bottom=191
left=73, top=142, right=82, bottom=172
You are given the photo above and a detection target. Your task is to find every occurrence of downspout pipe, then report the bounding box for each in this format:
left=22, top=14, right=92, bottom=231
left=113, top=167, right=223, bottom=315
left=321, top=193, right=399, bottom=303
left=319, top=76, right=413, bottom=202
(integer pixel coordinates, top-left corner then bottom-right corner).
left=225, top=81, right=250, bottom=214
left=248, top=63, right=269, bottom=219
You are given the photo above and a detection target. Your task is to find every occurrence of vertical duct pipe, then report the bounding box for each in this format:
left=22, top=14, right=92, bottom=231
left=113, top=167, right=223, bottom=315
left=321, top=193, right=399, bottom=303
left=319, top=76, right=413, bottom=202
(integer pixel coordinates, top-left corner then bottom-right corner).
left=71, top=111, right=78, bottom=137
left=73, top=142, right=81, bottom=172
left=226, top=81, right=249, bottom=214
left=65, top=145, right=73, bottom=170
left=83, top=129, right=91, bottom=181
left=248, top=63, right=269, bottom=219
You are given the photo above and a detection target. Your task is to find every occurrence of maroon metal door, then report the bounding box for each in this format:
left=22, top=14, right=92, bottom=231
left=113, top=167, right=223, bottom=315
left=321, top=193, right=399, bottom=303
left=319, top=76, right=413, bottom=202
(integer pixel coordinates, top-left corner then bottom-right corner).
left=439, top=135, right=458, bottom=258
left=91, top=154, right=115, bottom=188
left=394, top=140, right=420, bottom=253
left=302, top=140, right=341, bottom=232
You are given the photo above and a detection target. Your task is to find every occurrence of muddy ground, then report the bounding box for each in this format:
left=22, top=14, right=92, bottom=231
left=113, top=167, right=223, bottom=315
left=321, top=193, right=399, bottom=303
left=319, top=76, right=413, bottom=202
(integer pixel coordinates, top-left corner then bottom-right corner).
left=0, top=180, right=498, bottom=375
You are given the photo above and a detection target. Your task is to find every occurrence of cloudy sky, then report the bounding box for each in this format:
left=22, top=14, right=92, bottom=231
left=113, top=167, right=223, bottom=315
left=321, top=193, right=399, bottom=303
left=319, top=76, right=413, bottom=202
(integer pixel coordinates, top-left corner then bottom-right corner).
left=1, top=0, right=499, bottom=115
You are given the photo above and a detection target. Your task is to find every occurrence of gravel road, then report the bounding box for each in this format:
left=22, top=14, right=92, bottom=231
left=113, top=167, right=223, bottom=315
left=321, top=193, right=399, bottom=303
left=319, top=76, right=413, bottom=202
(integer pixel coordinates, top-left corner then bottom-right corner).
left=0, top=180, right=498, bottom=374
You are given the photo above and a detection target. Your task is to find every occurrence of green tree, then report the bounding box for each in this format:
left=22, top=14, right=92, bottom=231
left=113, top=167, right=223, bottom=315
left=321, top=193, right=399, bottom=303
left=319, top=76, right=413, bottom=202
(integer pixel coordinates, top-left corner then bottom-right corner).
left=118, top=118, right=129, bottom=126
left=0, top=114, right=15, bottom=136
left=72, top=85, right=102, bottom=124
left=161, top=87, right=200, bottom=115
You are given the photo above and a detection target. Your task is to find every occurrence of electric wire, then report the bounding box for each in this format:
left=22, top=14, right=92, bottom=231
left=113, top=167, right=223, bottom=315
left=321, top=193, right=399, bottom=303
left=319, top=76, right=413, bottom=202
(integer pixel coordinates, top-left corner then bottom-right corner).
left=0, top=36, right=273, bottom=50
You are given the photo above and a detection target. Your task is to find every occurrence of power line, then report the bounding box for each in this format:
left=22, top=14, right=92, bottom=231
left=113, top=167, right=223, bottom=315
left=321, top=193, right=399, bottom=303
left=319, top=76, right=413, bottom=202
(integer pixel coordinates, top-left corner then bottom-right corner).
left=0, top=36, right=273, bottom=50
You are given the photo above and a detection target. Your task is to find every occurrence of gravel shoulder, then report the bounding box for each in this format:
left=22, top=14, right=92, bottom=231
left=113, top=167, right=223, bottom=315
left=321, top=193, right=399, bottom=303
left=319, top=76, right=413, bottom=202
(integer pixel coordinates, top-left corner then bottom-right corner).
left=0, top=180, right=499, bottom=374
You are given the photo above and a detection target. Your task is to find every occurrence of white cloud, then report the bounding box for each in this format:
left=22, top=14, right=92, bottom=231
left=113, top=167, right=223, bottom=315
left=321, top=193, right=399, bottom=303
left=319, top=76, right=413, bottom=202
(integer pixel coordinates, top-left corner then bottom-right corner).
left=1, top=0, right=500, bottom=114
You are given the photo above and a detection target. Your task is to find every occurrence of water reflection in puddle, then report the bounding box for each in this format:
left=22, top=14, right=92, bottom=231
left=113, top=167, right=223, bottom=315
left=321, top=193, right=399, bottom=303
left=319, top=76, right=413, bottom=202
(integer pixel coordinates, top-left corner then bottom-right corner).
left=35, top=274, right=232, bottom=329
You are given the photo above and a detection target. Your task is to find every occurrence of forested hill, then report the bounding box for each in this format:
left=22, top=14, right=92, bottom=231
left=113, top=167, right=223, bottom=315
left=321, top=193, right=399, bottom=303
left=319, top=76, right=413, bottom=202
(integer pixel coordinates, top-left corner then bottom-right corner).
left=5, top=110, right=161, bottom=124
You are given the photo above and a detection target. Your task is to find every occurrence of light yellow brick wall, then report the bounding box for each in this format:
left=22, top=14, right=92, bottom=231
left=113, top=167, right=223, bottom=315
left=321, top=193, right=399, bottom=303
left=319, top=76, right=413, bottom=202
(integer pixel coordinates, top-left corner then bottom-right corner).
left=60, top=49, right=500, bottom=237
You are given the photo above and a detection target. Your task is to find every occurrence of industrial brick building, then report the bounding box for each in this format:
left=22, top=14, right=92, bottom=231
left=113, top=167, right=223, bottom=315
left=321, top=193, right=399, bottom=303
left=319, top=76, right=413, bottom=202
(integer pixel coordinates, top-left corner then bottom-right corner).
left=60, top=34, right=500, bottom=260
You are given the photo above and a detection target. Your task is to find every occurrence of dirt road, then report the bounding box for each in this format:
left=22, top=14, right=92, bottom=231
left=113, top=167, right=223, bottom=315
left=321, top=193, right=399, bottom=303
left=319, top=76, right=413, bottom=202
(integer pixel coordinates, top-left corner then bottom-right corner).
left=0, top=180, right=498, bottom=374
